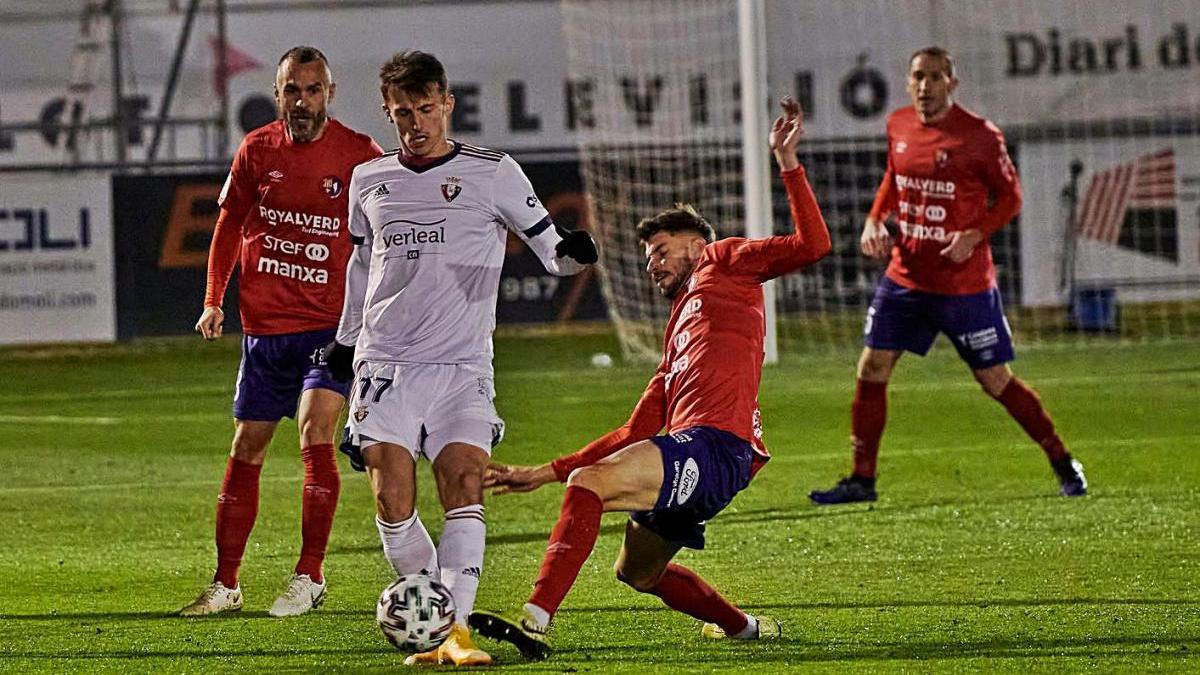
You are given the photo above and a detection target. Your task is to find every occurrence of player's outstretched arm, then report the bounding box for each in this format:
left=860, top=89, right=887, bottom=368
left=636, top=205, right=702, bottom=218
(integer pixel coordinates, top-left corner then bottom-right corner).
left=729, top=97, right=831, bottom=280
left=770, top=96, right=804, bottom=172
left=484, top=462, right=557, bottom=495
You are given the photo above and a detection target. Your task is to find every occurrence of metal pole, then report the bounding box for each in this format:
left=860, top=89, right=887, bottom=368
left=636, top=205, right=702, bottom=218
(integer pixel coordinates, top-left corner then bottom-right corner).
left=738, top=0, right=778, bottom=363
left=109, top=0, right=127, bottom=169
left=215, top=0, right=230, bottom=157
left=147, top=0, right=201, bottom=162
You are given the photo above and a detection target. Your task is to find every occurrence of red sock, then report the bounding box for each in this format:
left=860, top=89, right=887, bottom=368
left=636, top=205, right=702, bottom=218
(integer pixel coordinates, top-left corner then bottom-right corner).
left=214, top=457, right=262, bottom=588
left=996, top=377, right=1068, bottom=463
left=528, top=485, right=603, bottom=616
left=647, top=563, right=748, bottom=635
left=297, top=444, right=340, bottom=583
left=851, top=379, right=888, bottom=478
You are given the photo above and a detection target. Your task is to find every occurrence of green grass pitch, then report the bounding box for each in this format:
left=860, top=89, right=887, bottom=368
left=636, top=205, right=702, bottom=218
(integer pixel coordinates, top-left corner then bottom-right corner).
left=0, top=332, right=1197, bottom=673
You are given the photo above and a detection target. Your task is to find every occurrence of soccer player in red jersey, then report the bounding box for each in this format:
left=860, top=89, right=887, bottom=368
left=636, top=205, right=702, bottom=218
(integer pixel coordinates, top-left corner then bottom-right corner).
left=468, top=98, right=830, bottom=660
left=808, top=47, right=1087, bottom=506
left=180, top=46, right=382, bottom=617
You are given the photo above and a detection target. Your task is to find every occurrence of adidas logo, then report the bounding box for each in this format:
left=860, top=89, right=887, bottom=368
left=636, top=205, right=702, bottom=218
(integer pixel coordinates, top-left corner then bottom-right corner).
left=462, top=566, right=482, bottom=579
left=372, top=183, right=390, bottom=198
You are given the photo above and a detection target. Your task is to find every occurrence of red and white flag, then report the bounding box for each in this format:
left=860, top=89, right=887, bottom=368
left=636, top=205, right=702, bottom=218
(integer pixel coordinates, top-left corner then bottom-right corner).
left=209, top=36, right=263, bottom=95
left=1077, top=148, right=1176, bottom=244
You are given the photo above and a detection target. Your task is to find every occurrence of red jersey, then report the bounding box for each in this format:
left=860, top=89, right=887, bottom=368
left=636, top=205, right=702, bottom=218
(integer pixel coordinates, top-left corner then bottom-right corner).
left=869, top=104, right=1021, bottom=295
left=204, top=119, right=382, bottom=335
left=551, top=167, right=830, bottom=481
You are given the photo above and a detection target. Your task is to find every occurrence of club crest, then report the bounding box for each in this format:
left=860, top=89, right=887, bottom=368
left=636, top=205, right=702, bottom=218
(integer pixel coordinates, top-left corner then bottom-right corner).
left=322, top=175, right=344, bottom=198
left=441, top=176, right=463, bottom=202
left=935, top=149, right=950, bottom=168
left=354, top=406, right=369, bottom=423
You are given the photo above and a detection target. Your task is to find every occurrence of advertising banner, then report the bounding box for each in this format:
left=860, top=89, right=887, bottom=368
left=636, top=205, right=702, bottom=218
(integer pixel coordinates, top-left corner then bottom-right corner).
left=0, top=173, right=115, bottom=344
left=1019, top=136, right=1200, bottom=306
left=5, top=2, right=1200, bottom=165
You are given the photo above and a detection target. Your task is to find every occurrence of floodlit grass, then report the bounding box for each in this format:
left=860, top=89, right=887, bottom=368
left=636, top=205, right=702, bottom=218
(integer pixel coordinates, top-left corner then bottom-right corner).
left=0, top=332, right=1197, bottom=672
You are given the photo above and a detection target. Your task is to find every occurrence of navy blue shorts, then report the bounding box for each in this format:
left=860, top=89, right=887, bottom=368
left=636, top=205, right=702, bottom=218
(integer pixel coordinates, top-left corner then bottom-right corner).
left=864, top=277, right=1015, bottom=369
left=232, top=327, right=349, bottom=422
left=630, top=426, right=753, bottom=550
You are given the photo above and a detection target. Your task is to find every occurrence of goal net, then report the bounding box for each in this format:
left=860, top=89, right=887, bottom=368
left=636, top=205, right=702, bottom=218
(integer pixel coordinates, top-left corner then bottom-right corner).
left=562, top=0, right=1200, bottom=360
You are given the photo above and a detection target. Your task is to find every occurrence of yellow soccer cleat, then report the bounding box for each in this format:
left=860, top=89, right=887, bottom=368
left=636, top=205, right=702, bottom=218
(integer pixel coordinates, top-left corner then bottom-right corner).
left=403, top=623, right=493, bottom=667
left=701, top=615, right=782, bottom=640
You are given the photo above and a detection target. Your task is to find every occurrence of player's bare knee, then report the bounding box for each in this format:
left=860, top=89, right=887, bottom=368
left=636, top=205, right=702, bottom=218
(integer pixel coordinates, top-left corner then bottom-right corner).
left=375, top=491, right=415, bottom=523
left=437, top=467, right=483, bottom=509
left=857, top=350, right=896, bottom=381
left=230, top=433, right=269, bottom=464
left=613, top=563, right=660, bottom=593
left=298, top=420, right=337, bottom=448
left=974, top=366, right=1012, bottom=398
left=565, top=465, right=608, bottom=499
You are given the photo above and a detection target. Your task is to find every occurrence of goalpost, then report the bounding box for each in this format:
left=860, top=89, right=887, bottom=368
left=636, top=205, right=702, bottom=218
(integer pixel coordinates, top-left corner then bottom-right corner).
left=563, top=0, right=1200, bottom=362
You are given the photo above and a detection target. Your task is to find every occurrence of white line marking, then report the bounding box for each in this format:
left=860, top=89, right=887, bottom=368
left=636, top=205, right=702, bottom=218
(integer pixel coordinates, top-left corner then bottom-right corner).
left=0, top=413, right=228, bottom=425
left=0, top=474, right=304, bottom=495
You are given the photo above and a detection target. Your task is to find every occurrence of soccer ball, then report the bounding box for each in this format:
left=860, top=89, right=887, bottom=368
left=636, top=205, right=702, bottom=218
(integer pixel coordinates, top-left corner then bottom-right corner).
left=376, top=574, right=456, bottom=653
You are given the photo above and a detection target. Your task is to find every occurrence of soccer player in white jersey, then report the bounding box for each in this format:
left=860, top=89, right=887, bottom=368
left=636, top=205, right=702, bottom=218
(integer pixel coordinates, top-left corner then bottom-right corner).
left=322, top=51, right=597, bottom=667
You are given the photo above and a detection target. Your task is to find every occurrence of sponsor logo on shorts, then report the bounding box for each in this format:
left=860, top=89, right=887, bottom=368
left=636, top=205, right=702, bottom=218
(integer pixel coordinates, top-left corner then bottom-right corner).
left=958, top=327, right=1000, bottom=351
left=353, top=406, right=369, bottom=422
left=675, top=457, right=700, bottom=505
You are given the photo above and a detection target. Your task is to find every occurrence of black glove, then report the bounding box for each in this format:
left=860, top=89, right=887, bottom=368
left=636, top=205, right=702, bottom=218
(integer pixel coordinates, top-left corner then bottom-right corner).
left=339, top=425, right=366, bottom=472
left=320, top=340, right=356, bottom=382
left=554, top=228, right=599, bottom=264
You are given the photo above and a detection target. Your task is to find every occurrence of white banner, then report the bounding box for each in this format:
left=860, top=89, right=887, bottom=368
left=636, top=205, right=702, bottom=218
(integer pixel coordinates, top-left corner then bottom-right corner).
left=0, top=174, right=116, bottom=344
left=1019, top=136, right=1200, bottom=307
left=3, top=2, right=1200, bottom=164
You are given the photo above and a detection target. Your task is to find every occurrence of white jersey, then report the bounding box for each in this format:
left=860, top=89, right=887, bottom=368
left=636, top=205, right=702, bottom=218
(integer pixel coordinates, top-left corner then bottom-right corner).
left=336, top=142, right=584, bottom=372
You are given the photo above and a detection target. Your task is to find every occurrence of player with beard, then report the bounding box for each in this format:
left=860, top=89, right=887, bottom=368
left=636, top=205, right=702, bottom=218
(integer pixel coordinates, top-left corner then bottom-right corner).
left=180, top=46, right=382, bottom=618
left=469, top=98, right=830, bottom=661
left=808, top=47, right=1087, bottom=505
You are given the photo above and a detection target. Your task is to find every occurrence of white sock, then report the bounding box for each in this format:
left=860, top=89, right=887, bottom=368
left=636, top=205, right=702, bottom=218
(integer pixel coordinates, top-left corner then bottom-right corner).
left=437, top=504, right=486, bottom=625
left=376, top=511, right=438, bottom=577
left=732, top=614, right=758, bottom=640
left=523, top=602, right=551, bottom=629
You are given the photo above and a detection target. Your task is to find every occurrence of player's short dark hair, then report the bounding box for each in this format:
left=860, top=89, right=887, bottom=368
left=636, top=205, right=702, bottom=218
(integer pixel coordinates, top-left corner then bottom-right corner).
left=379, top=50, right=448, bottom=100
left=909, top=46, right=955, bottom=78
left=636, top=203, right=716, bottom=243
left=278, top=45, right=330, bottom=69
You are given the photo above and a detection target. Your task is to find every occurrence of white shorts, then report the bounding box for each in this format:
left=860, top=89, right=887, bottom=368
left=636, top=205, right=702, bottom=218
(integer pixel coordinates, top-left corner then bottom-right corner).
left=347, top=360, right=505, bottom=463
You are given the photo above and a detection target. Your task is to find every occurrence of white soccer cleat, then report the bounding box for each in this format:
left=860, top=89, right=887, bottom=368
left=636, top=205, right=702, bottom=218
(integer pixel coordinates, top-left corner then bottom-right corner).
left=268, top=573, right=327, bottom=617
left=701, top=615, right=782, bottom=640
left=179, top=581, right=243, bottom=616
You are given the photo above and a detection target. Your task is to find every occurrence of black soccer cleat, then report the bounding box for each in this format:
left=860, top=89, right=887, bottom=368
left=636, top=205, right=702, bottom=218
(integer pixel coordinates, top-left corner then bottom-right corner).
left=1052, top=456, right=1088, bottom=497
left=809, top=475, right=878, bottom=505
left=469, top=608, right=551, bottom=661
